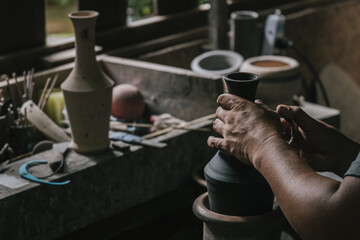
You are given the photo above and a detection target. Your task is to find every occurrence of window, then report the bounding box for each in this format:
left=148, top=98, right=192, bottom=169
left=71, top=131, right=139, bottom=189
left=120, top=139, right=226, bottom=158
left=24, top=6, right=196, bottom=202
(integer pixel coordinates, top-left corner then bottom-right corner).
left=128, top=0, right=154, bottom=22
left=45, top=0, right=76, bottom=44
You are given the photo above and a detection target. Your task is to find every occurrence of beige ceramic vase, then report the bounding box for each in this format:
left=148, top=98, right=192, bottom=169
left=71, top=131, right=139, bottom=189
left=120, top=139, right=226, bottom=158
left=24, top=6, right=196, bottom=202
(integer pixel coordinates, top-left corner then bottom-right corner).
left=61, top=11, right=114, bottom=153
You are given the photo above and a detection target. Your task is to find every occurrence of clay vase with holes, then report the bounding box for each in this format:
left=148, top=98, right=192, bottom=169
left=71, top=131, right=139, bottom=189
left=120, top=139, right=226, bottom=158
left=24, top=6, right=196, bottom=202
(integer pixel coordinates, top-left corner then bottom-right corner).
left=61, top=11, right=114, bottom=153
left=204, top=72, right=274, bottom=217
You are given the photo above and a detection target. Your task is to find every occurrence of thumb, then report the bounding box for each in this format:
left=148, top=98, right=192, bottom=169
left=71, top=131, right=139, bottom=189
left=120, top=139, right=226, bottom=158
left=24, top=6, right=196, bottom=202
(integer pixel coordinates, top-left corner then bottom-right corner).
left=255, top=99, right=274, bottom=112
left=276, top=105, right=318, bottom=131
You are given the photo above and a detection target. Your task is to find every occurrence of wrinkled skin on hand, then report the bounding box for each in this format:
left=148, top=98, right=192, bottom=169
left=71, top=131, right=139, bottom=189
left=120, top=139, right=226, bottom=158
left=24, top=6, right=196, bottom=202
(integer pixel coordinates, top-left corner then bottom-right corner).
left=207, top=94, right=360, bottom=240
left=277, top=104, right=360, bottom=176
left=207, top=94, right=284, bottom=165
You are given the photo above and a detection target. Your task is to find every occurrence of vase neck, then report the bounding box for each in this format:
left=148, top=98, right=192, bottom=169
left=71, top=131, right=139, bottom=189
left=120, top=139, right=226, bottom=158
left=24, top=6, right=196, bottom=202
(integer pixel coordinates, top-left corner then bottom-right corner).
left=70, top=12, right=99, bottom=75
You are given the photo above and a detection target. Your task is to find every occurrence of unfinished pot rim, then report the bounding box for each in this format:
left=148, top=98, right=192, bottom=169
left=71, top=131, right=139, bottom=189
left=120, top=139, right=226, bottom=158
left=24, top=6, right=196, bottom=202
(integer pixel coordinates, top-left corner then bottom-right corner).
left=230, top=10, right=259, bottom=20
left=69, top=10, right=99, bottom=19
left=193, top=192, right=284, bottom=227
left=241, top=55, right=299, bottom=75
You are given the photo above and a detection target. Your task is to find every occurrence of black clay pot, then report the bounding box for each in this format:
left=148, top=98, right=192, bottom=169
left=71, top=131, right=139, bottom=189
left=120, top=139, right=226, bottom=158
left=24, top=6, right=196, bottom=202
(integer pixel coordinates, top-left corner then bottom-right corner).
left=204, top=72, right=274, bottom=216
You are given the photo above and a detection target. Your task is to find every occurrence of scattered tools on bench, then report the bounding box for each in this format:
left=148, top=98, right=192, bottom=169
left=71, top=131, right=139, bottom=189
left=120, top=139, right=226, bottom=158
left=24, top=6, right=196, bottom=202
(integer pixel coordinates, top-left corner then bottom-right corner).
left=19, top=142, right=70, bottom=186
left=109, top=131, right=167, bottom=148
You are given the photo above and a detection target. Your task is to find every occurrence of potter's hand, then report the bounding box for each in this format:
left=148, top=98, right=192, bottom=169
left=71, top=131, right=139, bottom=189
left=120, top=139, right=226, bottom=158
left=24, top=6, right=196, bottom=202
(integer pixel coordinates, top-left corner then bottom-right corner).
left=277, top=105, right=360, bottom=175
left=207, top=94, right=283, bottom=165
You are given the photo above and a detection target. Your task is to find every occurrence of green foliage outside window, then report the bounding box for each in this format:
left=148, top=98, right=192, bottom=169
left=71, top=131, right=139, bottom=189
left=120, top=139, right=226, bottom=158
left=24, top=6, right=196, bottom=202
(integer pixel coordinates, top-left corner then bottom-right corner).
left=199, top=0, right=210, bottom=4
left=47, top=0, right=73, bottom=8
left=46, top=0, right=211, bottom=36
left=128, top=0, right=154, bottom=18
left=127, top=0, right=210, bottom=20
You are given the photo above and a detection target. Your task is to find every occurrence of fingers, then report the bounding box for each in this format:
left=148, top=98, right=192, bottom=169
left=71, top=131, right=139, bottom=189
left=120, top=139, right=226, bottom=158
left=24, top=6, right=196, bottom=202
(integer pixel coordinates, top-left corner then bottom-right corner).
left=212, top=118, right=226, bottom=136
left=276, top=105, right=318, bottom=131
left=215, top=106, right=226, bottom=121
left=279, top=118, right=291, bottom=136
left=207, top=136, right=228, bottom=152
left=255, top=99, right=273, bottom=112
left=217, top=94, right=239, bottom=110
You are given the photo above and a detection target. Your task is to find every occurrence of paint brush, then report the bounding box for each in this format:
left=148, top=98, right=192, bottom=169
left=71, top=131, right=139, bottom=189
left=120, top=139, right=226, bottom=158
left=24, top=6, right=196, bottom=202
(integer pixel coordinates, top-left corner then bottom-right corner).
left=41, top=74, right=58, bottom=110
left=29, top=68, right=34, bottom=100
left=38, top=77, right=51, bottom=107
left=22, top=71, right=27, bottom=101
left=12, top=73, right=23, bottom=104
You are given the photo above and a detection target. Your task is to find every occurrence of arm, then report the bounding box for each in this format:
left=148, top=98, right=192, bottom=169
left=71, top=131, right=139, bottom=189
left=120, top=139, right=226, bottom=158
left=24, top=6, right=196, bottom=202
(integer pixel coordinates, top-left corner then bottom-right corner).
left=254, top=137, right=360, bottom=240
left=208, top=94, right=360, bottom=240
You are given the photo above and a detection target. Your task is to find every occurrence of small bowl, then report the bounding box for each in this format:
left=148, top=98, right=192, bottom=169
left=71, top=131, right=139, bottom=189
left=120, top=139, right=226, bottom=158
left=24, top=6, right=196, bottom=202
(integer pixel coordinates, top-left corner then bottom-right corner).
left=191, top=50, right=244, bottom=76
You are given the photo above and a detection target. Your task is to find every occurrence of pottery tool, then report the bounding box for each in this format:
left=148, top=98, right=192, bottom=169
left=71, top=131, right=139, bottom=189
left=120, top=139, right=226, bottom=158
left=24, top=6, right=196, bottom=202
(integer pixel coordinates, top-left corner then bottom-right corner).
left=23, top=71, right=28, bottom=101
left=109, top=121, right=128, bottom=131
left=142, top=113, right=216, bottom=139
left=29, top=68, right=34, bottom=100
left=20, top=100, right=70, bottom=142
left=0, top=143, right=9, bottom=172
left=19, top=160, right=70, bottom=186
left=109, top=131, right=167, bottom=148
left=120, top=122, right=154, bottom=128
left=12, top=73, right=23, bottom=103
left=5, top=77, right=15, bottom=105
left=42, top=142, right=70, bottom=177
left=111, top=141, right=130, bottom=152
left=40, top=74, right=58, bottom=110
left=109, top=121, right=210, bottom=132
left=1, top=77, right=20, bottom=120
left=21, top=69, right=35, bottom=103
left=0, top=75, right=13, bottom=103
left=8, top=152, right=33, bottom=164
left=38, top=77, right=51, bottom=107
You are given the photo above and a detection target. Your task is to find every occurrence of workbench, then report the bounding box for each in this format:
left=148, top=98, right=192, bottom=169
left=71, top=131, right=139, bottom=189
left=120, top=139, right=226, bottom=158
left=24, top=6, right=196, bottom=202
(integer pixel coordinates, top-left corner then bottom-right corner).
left=0, top=55, right=222, bottom=239
left=1, top=120, right=217, bottom=239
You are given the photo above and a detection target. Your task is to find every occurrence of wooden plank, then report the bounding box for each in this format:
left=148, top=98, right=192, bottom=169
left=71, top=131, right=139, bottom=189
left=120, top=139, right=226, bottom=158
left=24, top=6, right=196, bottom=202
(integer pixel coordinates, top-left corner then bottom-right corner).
left=107, top=27, right=209, bottom=58
left=137, top=39, right=208, bottom=69
left=0, top=0, right=45, bottom=54
left=41, top=46, right=103, bottom=68
left=154, top=0, right=198, bottom=15
left=77, top=0, right=127, bottom=31
left=96, top=5, right=209, bottom=50
left=253, top=0, right=351, bottom=20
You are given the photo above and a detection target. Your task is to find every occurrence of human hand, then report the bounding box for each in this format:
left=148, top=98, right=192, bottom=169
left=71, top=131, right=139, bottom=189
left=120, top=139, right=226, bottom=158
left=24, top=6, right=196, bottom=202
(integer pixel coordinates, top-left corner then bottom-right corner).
left=277, top=105, right=360, bottom=175
left=207, top=94, right=284, bottom=165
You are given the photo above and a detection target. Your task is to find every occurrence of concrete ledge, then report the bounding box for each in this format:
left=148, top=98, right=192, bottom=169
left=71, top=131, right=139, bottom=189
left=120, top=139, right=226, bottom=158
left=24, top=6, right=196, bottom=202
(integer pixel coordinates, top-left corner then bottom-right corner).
left=1, top=121, right=215, bottom=239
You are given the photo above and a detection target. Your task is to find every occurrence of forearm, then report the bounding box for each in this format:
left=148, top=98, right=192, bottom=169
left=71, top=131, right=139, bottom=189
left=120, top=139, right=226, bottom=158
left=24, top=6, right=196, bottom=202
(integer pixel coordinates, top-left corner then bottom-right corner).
left=252, top=137, right=356, bottom=239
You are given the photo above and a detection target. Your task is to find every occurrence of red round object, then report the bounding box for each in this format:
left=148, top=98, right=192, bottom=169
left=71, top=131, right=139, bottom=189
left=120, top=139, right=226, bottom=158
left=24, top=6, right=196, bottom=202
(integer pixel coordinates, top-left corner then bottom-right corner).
left=111, top=84, right=145, bottom=121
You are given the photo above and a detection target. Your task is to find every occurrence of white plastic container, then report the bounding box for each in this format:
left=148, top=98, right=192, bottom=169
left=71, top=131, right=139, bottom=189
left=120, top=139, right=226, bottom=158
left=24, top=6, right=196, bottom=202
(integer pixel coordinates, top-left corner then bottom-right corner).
left=262, top=9, right=285, bottom=55
left=191, top=50, right=244, bottom=77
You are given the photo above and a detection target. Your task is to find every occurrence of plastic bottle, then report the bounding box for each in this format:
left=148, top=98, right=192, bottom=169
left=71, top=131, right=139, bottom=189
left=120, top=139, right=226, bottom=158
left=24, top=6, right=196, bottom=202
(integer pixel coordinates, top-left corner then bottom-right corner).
left=262, top=9, right=285, bottom=55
